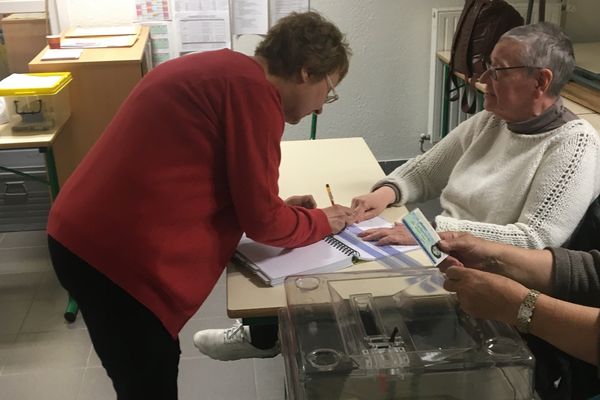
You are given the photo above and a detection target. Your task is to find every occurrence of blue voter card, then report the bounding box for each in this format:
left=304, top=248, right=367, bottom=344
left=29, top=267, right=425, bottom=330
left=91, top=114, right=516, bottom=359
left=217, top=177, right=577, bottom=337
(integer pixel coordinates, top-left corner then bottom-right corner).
left=402, top=208, right=447, bottom=265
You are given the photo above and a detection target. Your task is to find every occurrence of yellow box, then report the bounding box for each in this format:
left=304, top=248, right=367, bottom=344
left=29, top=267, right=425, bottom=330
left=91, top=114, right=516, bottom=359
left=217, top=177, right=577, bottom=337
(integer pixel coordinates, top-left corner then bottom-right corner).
left=0, top=72, right=72, bottom=132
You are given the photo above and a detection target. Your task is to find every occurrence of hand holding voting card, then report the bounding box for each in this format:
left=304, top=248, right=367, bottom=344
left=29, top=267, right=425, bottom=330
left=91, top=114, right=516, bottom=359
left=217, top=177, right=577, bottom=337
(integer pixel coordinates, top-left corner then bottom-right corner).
left=402, top=208, right=447, bottom=265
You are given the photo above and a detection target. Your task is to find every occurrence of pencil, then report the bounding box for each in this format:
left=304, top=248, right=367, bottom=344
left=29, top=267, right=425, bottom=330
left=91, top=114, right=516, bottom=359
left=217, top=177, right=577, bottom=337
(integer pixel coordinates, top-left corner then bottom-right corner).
left=325, top=184, right=335, bottom=206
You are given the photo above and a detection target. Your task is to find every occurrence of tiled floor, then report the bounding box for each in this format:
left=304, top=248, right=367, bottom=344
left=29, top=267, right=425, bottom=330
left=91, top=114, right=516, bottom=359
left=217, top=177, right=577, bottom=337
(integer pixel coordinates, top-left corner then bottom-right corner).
left=0, top=230, right=285, bottom=400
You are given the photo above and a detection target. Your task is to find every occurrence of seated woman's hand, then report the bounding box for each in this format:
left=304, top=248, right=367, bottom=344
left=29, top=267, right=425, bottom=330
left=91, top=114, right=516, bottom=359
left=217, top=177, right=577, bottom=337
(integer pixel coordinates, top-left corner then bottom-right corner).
left=358, top=223, right=417, bottom=245
left=351, top=187, right=396, bottom=223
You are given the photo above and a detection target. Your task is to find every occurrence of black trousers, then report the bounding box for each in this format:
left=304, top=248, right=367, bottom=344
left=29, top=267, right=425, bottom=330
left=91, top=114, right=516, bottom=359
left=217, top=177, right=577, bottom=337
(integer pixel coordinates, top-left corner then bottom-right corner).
left=48, top=236, right=181, bottom=400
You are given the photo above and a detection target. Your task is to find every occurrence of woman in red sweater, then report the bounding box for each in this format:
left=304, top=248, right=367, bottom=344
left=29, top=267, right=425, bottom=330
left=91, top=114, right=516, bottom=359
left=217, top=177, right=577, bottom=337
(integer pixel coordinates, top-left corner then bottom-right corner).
left=47, top=11, right=352, bottom=400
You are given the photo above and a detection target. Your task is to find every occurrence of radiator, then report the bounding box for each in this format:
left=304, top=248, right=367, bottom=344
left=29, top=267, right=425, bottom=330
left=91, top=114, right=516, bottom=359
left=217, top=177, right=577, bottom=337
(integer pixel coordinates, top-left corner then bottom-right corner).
left=428, top=2, right=563, bottom=142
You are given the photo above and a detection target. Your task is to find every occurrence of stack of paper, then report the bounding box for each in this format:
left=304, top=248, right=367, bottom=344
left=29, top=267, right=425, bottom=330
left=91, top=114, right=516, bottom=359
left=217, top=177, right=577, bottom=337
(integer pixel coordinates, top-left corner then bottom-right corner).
left=59, top=25, right=140, bottom=49
left=41, top=49, right=83, bottom=61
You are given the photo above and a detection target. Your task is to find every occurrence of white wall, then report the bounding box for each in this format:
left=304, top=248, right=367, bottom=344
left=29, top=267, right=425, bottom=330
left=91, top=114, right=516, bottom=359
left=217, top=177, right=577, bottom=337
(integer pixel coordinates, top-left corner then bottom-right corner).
left=564, top=0, right=600, bottom=43
left=56, top=0, right=465, bottom=161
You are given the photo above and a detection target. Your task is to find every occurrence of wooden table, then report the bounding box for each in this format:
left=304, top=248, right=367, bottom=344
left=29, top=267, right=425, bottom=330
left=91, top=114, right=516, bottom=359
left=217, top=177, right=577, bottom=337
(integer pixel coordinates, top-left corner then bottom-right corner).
left=226, top=137, right=430, bottom=321
left=0, top=121, right=63, bottom=198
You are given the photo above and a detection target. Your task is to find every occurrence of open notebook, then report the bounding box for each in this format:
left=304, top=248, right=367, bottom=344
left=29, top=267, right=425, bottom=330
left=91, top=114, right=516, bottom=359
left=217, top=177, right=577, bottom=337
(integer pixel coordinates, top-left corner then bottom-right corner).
left=233, top=217, right=418, bottom=286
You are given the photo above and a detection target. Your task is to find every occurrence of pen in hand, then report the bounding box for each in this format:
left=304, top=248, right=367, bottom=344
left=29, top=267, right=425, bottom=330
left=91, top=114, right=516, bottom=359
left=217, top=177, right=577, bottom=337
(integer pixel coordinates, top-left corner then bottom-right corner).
left=325, top=184, right=335, bottom=206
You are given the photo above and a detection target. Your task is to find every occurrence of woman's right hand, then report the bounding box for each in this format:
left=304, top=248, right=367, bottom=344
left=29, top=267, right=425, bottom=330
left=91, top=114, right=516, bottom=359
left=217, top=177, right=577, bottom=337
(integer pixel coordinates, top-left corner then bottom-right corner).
left=351, top=187, right=396, bottom=222
left=322, top=205, right=355, bottom=234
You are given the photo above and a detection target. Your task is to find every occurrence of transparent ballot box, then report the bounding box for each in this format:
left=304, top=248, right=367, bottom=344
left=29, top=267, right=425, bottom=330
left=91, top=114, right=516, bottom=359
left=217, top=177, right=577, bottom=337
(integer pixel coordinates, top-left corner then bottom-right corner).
left=278, top=269, right=534, bottom=400
left=0, top=72, right=72, bottom=132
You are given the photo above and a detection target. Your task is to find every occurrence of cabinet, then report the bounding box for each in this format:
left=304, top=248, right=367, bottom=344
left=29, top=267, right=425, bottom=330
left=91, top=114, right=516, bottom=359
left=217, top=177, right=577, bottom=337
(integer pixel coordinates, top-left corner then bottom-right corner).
left=1, top=12, right=47, bottom=73
left=28, top=26, right=151, bottom=185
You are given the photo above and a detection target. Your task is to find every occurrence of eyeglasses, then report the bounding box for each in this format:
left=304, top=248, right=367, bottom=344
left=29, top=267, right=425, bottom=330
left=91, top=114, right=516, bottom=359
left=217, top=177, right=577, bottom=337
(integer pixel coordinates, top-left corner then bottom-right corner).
left=483, top=62, right=542, bottom=80
left=325, top=75, right=339, bottom=104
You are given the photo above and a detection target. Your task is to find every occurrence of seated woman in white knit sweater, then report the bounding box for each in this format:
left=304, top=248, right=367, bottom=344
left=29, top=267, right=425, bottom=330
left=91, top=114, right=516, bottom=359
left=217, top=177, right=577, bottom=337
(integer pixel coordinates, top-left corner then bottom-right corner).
left=352, top=22, right=600, bottom=250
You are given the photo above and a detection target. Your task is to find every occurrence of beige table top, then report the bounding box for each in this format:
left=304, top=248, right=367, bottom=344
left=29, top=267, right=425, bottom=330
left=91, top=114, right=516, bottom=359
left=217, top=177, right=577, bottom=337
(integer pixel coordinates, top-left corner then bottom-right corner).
left=0, top=121, right=62, bottom=150
left=226, top=137, right=430, bottom=318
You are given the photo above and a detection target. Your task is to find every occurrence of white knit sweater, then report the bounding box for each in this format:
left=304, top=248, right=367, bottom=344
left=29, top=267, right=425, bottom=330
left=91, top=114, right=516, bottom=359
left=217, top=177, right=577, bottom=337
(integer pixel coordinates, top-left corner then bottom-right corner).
left=375, top=111, right=600, bottom=249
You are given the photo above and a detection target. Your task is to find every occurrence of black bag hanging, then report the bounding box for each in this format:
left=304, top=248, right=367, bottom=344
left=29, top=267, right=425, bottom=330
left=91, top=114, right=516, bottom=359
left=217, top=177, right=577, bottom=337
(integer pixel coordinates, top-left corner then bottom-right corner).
left=448, top=0, right=524, bottom=114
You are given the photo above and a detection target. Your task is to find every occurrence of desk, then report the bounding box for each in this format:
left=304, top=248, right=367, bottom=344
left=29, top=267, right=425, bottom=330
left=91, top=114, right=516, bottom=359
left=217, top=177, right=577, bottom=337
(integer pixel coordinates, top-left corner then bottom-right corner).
left=226, top=138, right=430, bottom=320
left=0, top=120, right=78, bottom=320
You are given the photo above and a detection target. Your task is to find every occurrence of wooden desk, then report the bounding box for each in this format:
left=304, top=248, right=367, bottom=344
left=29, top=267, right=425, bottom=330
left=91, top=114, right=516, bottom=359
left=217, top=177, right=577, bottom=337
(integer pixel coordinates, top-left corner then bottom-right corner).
left=28, top=27, right=151, bottom=186
left=226, top=138, right=430, bottom=319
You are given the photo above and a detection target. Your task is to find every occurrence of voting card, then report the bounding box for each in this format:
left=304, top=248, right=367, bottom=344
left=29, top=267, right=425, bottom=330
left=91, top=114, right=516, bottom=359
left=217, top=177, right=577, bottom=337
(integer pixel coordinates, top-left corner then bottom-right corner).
left=402, top=208, right=447, bottom=265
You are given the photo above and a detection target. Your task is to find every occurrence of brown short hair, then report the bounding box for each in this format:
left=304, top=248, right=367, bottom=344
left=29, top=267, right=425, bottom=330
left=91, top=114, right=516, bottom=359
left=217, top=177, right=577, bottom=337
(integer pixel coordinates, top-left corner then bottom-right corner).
left=255, top=11, right=351, bottom=82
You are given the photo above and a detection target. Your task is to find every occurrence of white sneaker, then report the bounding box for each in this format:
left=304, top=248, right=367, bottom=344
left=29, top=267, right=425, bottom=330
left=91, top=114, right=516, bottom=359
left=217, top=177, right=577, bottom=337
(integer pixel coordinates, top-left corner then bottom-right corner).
left=193, top=320, right=279, bottom=361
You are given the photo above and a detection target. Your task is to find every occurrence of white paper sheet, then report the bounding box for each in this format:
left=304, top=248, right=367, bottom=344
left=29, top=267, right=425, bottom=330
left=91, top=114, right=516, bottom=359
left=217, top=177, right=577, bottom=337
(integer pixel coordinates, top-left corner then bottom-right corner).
left=173, top=0, right=229, bottom=12
left=174, top=11, right=231, bottom=55
left=231, top=0, right=268, bottom=35
left=270, top=0, right=309, bottom=25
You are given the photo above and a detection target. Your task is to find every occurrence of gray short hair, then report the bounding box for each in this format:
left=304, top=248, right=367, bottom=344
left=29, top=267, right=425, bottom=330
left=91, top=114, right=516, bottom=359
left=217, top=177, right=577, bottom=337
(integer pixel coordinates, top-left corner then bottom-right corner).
left=501, top=22, right=574, bottom=96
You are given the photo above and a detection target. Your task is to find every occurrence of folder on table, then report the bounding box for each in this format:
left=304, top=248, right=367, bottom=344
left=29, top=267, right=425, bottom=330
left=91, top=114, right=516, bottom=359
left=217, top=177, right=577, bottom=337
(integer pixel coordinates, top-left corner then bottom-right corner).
left=234, top=217, right=418, bottom=286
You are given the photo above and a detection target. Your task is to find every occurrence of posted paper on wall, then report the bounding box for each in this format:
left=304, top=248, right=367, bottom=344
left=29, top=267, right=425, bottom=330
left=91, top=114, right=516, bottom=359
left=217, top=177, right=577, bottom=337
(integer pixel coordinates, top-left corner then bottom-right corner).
left=232, top=0, right=268, bottom=35
left=173, top=0, right=229, bottom=12
left=141, top=21, right=176, bottom=65
left=175, top=11, right=231, bottom=55
left=270, top=0, right=309, bottom=25
left=136, top=0, right=171, bottom=21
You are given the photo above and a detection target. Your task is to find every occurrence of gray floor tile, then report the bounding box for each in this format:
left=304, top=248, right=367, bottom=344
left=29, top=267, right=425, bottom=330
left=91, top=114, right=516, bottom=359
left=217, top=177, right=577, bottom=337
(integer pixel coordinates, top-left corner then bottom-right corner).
left=33, top=270, right=64, bottom=300
left=4, top=330, right=91, bottom=374
left=20, top=295, right=87, bottom=333
left=86, top=345, right=101, bottom=368
left=77, top=367, right=115, bottom=400
left=0, top=272, right=43, bottom=302
left=254, top=355, right=286, bottom=400
left=178, top=357, right=257, bottom=400
left=0, top=231, right=47, bottom=249
left=0, top=334, right=17, bottom=374
left=0, top=367, right=83, bottom=400
left=0, top=300, right=31, bottom=335
left=0, top=246, right=52, bottom=274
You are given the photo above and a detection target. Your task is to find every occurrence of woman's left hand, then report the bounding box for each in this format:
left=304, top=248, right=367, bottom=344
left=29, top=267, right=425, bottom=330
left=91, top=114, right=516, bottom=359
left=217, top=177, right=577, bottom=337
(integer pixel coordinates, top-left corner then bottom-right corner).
left=358, top=223, right=417, bottom=245
left=285, top=195, right=317, bottom=209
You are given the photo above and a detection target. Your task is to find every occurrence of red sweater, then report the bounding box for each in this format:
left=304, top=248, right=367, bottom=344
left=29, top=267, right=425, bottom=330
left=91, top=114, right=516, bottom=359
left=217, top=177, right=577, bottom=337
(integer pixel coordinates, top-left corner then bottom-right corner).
left=47, top=49, right=330, bottom=337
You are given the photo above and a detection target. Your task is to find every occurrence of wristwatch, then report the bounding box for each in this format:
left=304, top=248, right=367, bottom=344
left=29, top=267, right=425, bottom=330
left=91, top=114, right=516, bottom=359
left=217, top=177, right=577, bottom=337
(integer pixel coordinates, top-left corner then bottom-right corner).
left=516, top=289, right=540, bottom=334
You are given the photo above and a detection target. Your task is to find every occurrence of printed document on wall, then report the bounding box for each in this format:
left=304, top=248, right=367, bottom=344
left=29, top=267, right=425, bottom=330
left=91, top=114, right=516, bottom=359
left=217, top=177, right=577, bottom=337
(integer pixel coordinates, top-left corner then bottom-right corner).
left=136, top=0, right=171, bottom=21
left=175, top=12, right=231, bottom=55
left=141, top=21, right=176, bottom=65
left=173, top=0, right=229, bottom=12
left=232, top=0, right=268, bottom=35
left=270, top=0, right=309, bottom=25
